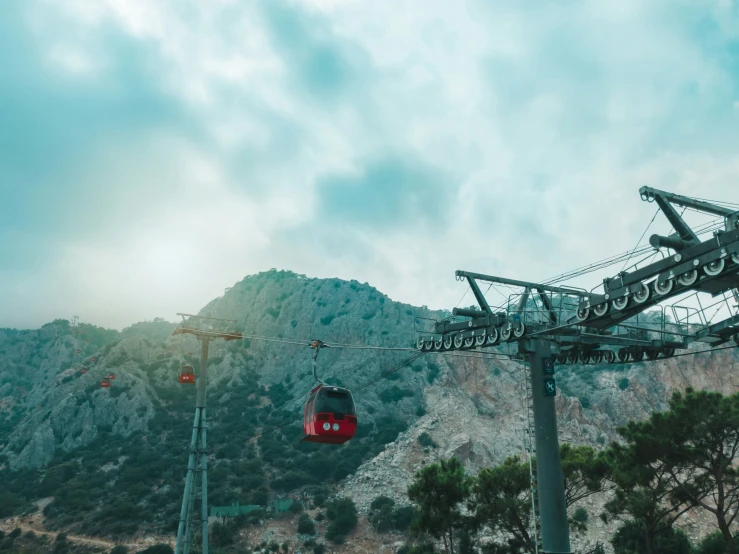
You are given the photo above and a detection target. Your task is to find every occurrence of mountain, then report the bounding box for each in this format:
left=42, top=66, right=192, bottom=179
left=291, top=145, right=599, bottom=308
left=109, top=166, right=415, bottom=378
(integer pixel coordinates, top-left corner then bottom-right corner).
left=0, top=269, right=736, bottom=552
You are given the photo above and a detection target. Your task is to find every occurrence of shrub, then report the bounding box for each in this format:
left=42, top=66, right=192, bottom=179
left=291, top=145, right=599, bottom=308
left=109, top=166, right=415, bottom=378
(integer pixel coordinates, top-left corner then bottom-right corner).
left=210, top=522, right=234, bottom=547
left=618, top=378, right=629, bottom=391
left=427, top=363, right=440, bottom=384
left=417, top=432, right=437, bottom=449
left=313, top=544, right=326, bottom=554
left=370, top=496, right=395, bottom=511
left=139, top=545, right=175, bottom=554
left=416, top=406, right=426, bottom=417
left=572, top=507, right=588, bottom=523
left=320, top=315, right=335, bottom=326
left=297, top=514, right=315, bottom=536
left=695, top=532, right=726, bottom=554
left=111, top=547, right=129, bottom=554
left=325, top=497, right=358, bottom=542
left=379, top=386, right=414, bottom=403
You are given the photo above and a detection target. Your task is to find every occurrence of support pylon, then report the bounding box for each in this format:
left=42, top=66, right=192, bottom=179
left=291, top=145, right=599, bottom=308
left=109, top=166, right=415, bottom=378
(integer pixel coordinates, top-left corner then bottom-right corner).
left=176, top=338, right=210, bottom=554
left=171, top=314, right=241, bottom=554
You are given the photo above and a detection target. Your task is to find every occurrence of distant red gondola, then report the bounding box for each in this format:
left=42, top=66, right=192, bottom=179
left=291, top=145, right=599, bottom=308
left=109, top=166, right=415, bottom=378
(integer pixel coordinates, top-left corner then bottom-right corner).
left=100, top=378, right=111, bottom=388
left=107, top=373, right=116, bottom=380
left=81, top=368, right=87, bottom=374
left=91, top=357, right=97, bottom=362
left=179, top=365, right=196, bottom=384
left=303, top=384, right=357, bottom=444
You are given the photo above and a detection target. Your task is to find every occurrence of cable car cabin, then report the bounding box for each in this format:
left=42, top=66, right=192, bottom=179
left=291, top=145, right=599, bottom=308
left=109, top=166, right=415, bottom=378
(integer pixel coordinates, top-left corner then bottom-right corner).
left=100, top=378, right=111, bottom=388
left=179, top=365, right=196, bottom=384
left=107, top=373, right=116, bottom=380
left=91, top=357, right=97, bottom=362
left=81, top=369, right=87, bottom=374
left=303, top=385, right=357, bottom=444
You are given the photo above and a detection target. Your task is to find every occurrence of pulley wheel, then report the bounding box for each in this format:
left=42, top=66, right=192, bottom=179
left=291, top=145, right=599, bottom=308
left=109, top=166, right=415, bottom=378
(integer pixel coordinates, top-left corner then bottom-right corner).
left=630, top=349, right=645, bottom=362
left=704, top=259, right=725, bottom=277
left=603, top=350, right=616, bottom=364
left=443, top=336, right=453, bottom=350
left=421, top=340, right=433, bottom=351
left=575, top=307, right=590, bottom=322
left=589, top=352, right=602, bottom=364
left=501, top=325, right=512, bottom=341
left=463, top=337, right=475, bottom=348
left=567, top=351, right=579, bottom=364
left=556, top=354, right=567, bottom=364
left=633, top=283, right=650, bottom=304
left=453, top=334, right=464, bottom=349
left=486, top=328, right=499, bottom=345
left=578, top=352, right=590, bottom=364
left=661, top=347, right=676, bottom=358
left=654, top=279, right=674, bottom=296
left=617, top=349, right=629, bottom=362
left=433, top=338, right=443, bottom=350
left=416, top=337, right=425, bottom=350
left=612, top=296, right=628, bottom=311
left=677, top=269, right=698, bottom=287
left=645, top=348, right=660, bottom=361
left=475, top=334, right=486, bottom=347
left=513, top=322, right=526, bottom=338
left=732, top=253, right=739, bottom=265
left=593, top=303, right=609, bottom=317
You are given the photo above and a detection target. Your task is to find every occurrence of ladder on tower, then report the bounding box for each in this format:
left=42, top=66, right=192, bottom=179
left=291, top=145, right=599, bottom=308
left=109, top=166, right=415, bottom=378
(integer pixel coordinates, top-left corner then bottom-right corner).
left=523, top=366, right=542, bottom=554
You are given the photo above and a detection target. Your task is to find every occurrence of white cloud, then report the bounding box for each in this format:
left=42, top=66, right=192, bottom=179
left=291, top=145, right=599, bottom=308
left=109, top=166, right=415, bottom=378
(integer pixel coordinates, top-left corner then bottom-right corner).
left=3, top=0, right=739, bottom=328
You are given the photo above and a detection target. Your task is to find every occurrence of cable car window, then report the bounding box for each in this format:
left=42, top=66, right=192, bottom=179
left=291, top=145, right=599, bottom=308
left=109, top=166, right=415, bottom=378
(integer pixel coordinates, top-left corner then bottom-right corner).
left=316, top=389, right=356, bottom=415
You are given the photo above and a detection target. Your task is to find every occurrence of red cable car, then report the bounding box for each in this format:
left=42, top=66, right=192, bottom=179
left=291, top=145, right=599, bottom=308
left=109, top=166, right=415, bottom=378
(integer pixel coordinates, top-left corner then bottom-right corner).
left=179, top=365, right=196, bottom=384
left=100, top=378, right=111, bottom=388
left=81, top=368, right=87, bottom=374
left=303, top=384, right=357, bottom=444
left=107, top=373, right=116, bottom=380
left=91, top=357, right=97, bottom=363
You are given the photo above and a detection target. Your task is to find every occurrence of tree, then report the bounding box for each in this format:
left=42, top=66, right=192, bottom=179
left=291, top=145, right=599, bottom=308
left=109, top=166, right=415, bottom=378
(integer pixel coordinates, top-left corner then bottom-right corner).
left=610, top=519, right=691, bottom=554
left=408, top=457, right=472, bottom=554
left=470, top=456, right=534, bottom=554
left=110, top=547, right=129, bottom=554
left=560, top=444, right=610, bottom=508
left=139, top=545, right=174, bottom=554
left=602, top=440, right=692, bottom=554
left=297, top=514, right=316, bottom=535
left=325, top=497, right=358, bottom=543
left=613, top=389, right=739, bottom=554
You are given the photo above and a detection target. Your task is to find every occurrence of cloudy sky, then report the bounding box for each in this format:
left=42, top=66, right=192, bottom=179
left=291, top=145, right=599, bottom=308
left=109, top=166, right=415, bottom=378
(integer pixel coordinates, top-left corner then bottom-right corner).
left=1, top=0, right=738, bottom=329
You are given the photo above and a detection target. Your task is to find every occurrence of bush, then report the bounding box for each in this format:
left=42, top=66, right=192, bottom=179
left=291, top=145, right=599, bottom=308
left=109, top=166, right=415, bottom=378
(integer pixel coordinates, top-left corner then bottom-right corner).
left=370, top=496, right=395, bottom=512
left=611, top=520, right=690, bottom=554
left=695, top=532, right=727, bottom=554
left=313, top=544, right=326, bottom=554
left=325, top=497, right=358, bottom=542
left=297, top=514, right=316, bottom=536
left=210, top=522, right=234, bottom=547
left=10, top=528, right=21, bottom=538
left=379, top=386, right=414, bottom=404
left=111, top=547, right=129, bottom=554
left=427, top=363, right=440, bottom=384
left=572, top=507, right=588, bottom=523
left=618, top=378, right=630, bottom=391
left=417, top=432, right=437, bottom=449
left=139, top=545, right=175, bottom=554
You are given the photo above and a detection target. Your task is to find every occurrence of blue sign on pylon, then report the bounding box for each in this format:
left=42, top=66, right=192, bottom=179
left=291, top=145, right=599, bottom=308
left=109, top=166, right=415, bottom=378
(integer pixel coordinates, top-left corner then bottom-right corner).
left=544, top=378, right=556, bottom=396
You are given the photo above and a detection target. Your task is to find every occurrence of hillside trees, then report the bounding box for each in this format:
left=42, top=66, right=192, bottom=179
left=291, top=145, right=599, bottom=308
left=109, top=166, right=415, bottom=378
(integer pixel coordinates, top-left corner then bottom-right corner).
left=605, top=388, right=739, bottom=554
left=408, top=457, right=473, bottom=554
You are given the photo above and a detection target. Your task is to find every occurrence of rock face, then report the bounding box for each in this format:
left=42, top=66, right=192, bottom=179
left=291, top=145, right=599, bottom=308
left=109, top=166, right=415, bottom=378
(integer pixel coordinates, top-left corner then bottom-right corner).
left=0, top=269, right=737, bottom=550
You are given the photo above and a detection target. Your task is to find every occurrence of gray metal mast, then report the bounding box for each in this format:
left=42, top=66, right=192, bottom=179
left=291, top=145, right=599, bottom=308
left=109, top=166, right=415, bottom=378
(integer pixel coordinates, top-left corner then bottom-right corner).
left=172, top=314, right=241, bottom=554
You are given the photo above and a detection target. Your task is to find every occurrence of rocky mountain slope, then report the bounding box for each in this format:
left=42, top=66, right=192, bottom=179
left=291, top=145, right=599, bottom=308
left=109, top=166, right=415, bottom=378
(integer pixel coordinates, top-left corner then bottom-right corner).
left=0, top=269, right=737, bottom=552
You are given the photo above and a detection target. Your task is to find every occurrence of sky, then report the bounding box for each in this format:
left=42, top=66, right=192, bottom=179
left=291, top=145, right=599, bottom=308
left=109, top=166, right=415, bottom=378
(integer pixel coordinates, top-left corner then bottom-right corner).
left=1, top=0, right=739, bottom=330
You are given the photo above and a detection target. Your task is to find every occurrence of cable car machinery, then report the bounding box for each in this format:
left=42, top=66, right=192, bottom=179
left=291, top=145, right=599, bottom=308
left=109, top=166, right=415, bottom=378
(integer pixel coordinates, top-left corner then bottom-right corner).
left=414, top=187, right=739, bottom=554
left=171, top=314, right=242, bottom=554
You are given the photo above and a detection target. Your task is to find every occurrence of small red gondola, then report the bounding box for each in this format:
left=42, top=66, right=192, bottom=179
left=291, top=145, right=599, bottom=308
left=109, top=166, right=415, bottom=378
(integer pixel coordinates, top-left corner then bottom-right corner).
left=100, top=378, right=111, bottom=388
left=303, top=384, right=357, bottom=444
left=91, top=357, right=97, bottom=362
left=81, top=368, right=87, bottom=375
left=107, top=373, right=116, bottom=380
left=179, top=365, right=196, bottom=384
